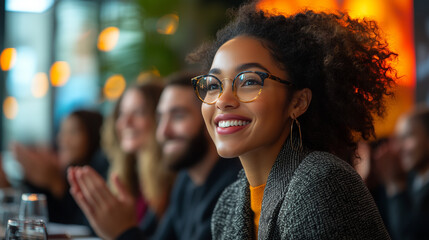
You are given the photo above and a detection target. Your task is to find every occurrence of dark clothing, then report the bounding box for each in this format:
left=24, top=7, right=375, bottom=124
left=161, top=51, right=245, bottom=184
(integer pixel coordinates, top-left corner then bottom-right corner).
left=386, top=173, right=429, bottom=240
left=212, top=137, right=390, bottom=240
left=117, top=158, right=241, bottom=240
left=25, top=150, right=109, bottom=227
left=370, top=185, right=390, bottom=231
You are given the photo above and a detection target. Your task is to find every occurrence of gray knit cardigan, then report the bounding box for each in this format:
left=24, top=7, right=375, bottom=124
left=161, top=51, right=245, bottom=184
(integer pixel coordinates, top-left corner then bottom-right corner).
left=211, top=139, right=391, bottom=240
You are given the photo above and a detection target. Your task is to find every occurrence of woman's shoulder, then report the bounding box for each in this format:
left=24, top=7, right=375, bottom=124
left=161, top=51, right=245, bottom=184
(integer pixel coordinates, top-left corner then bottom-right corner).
left=276, top=151, right=389, bottom=239
left=304, top=150, right=355, bottom=168
left=295, top=151, right=360, bottom=184
left=286, top=150, right=367, bottom=203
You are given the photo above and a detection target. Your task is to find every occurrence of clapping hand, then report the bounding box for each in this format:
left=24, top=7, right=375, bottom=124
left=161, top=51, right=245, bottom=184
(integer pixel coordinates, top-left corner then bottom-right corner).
left=67, top=166, right=138, bottom=240
left=10, top=143, right=65, bottom=197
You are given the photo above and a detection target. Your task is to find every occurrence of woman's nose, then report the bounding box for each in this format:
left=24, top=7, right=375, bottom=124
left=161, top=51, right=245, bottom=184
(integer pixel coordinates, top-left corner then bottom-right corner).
left=122, top=114, right=133, bottom=126
left=215, top=82, right=240, bottom=110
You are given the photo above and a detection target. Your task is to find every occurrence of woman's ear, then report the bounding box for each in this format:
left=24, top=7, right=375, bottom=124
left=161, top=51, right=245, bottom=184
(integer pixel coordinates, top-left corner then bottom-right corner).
left=288, top=88, right=312, bottom=118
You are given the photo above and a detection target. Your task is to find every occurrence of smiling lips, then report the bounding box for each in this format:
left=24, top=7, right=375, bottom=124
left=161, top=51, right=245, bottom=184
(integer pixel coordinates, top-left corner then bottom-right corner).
left=218, top=120, right=250, bottom=128
left=214, top=114, right=251, bottom=135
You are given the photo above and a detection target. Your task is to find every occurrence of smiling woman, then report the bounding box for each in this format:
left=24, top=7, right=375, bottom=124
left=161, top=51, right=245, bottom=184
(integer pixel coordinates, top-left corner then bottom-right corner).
left=188, top=2, right=396, bottom=240
left=102, top=80, right=176, bottom=220
left=199, top=37, right=295, bottom=173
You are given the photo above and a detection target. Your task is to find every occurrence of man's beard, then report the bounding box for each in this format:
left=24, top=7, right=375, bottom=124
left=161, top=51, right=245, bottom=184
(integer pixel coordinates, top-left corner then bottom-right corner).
left=163, top=126, right=209, bottom=171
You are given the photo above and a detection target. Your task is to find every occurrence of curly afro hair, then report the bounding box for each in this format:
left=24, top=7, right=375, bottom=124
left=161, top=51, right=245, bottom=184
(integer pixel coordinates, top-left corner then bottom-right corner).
left=187, top=3, right=397, bottom=164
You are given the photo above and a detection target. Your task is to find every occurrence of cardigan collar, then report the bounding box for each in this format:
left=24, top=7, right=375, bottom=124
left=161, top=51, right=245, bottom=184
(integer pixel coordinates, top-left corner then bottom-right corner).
left=234, top=136, right=311, bottom=239
left=259, top=136, right=311, bottom=239
left=232, top=177, right=254, bottom=239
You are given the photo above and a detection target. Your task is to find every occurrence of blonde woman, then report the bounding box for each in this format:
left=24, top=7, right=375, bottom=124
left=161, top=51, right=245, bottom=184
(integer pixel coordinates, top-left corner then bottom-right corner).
left=103, top=81, right=175, bottom=220
left=68, top=80, right=176, bottom=239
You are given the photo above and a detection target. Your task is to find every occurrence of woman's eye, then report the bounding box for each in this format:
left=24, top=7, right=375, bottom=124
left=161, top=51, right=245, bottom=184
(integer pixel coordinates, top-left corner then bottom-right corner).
left=241, top=79, right=262, bottom=87
left=207, top=83, right=220, bottom=91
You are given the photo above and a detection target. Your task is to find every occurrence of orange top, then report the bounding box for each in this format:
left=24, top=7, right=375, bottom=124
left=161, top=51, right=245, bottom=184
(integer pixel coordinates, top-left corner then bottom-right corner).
left=250, top=183, right=266, bottom=239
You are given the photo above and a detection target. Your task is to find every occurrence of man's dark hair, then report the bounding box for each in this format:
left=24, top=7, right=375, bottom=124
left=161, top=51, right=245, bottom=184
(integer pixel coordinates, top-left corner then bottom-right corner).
left=69, top=110, right=103, bottom=160
left=165, top=71, right=202, bottom=88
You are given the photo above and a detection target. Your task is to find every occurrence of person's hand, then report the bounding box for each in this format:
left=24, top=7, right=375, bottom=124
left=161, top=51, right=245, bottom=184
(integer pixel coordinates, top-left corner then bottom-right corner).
left=10, top=143, right=66, bottom=197
left=68, top=166, right=138, bottom=240
left=372, top=139, right=407, bottom=196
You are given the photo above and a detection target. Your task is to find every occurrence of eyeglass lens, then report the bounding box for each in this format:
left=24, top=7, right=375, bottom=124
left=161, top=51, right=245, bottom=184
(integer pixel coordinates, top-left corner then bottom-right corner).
left=196, top=72, right=264, bottom=104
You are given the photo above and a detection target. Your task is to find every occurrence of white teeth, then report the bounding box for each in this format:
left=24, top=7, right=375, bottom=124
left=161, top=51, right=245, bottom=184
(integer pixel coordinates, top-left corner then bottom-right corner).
left=218, top=120, right=250, bottom=128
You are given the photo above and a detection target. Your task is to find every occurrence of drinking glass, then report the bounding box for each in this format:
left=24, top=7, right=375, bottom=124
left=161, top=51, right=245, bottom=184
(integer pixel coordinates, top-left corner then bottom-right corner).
left=5, top=218, right=47, bottom=240
left=0, top=188, right=21, bottom=236
left=18, top=194, right=48, bottom=223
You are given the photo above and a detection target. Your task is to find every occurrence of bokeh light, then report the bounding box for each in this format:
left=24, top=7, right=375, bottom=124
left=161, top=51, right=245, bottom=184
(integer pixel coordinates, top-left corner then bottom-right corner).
left=258, top=0, right=338, bottom=14
left=32, top=72, right=49, bottom=98
left=137, top=68, right=161, bottom=84
left=157, top=14, right=179, bottom=35
left=0, top=48, right=17, bottom=71
left=104, top=74, right=126, bottom=100
left=22, top=194, right=40, bottom=201
left=50, top=61, right=71, bottom=87
left=97, top=27, right=120, bottom=52
left=344, top=0, right=385, bottom=19
left=3, top=96, right=19, bottom=119
left=6, top=0, right=54, bottom=13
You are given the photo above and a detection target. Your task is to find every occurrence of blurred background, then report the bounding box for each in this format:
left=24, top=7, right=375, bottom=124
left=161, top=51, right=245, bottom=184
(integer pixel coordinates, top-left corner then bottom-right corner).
left=0, top=0, right=426, bottom=169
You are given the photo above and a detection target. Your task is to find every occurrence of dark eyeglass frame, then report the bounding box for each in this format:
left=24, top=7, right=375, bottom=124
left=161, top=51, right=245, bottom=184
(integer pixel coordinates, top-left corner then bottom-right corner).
left=191, top=70, right=294, bottom=104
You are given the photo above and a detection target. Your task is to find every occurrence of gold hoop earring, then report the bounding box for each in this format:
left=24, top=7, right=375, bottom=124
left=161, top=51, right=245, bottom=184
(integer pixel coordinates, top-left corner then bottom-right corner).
left=290, top=117, right=303, bottom=152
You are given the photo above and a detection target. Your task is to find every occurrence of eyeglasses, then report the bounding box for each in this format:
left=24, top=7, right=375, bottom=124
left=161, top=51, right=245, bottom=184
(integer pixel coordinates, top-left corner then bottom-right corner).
left=191, top=71, right=293, bottom=104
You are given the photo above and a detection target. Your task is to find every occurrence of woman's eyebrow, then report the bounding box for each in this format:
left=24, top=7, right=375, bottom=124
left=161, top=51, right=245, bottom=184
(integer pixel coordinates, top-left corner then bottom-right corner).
left=208, top=68, right=221, bottom=75
left=209, top=63, right=270, bottom=75
left=236, top=63, right=270, bottom=73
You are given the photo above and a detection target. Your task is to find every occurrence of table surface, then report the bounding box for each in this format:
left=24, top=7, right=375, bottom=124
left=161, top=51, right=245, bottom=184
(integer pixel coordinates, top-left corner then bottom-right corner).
left=0, top=222, right=99, bottom=240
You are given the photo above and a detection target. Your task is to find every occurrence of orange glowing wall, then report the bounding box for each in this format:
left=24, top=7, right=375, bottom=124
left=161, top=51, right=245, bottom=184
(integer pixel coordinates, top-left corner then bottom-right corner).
left=257, top=0, right=415, bottom=137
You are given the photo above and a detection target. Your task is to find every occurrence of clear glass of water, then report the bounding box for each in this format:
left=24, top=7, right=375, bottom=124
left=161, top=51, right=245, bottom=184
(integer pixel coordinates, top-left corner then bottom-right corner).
left=18, top=194, right=48, bottom=223
left=0, top=188, right=21, bottom=236
left=5, top=218, right=47, bottom=240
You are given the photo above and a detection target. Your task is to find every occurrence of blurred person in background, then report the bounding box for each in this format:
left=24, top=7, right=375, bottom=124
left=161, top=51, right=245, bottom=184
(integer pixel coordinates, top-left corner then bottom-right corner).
left=10, top=109, right=108, bottom=226
left=354, top=139, right=391, bottom=231
left=67, top=79, right=178, bottom=239
left=68, top=72, right=241, bottom=240
left=374, top=105, right=429, bottom=240
left=101, top=80, right=176, bottom=221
